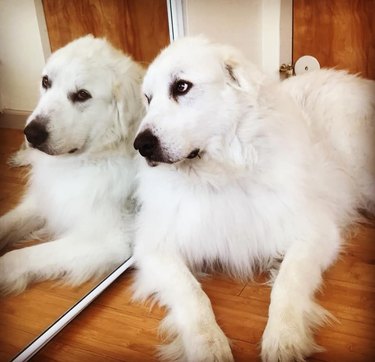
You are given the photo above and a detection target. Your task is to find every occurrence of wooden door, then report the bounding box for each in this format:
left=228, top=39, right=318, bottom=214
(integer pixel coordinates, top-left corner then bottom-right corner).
left=42, top=0, right=170, bottom=64
left=293, top=0, right=375, bottom=79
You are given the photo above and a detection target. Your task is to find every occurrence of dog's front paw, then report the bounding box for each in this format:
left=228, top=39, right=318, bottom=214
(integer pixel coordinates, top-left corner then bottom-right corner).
left=159, top=320, right=234, bottom=362
left=261, top=302, right=326, bottom=362
left=0, top=251, right=29, bottom=295
left=186, top=323, right=234, bottom=362
left=261, top=325, right=316, bottom=362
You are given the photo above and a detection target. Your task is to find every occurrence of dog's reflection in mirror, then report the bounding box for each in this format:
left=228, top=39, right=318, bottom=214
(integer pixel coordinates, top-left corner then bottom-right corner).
left=0, top=35, right=144, bottom=295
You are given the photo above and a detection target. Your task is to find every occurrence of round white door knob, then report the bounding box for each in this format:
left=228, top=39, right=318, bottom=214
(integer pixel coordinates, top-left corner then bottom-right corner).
left=294, top=55, right=320, bottom=75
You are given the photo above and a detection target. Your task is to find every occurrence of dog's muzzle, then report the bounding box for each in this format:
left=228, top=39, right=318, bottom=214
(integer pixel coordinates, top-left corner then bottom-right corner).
left=24, top=118, right=49, bottom=149
left=133, top=129, right=163, bottom=160
left=134, top=129, right=201, bottom=166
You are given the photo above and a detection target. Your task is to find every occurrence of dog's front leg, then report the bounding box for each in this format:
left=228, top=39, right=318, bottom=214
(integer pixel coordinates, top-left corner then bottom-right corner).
left=0, top=230, right=131, bottom=295
left=0, top=195, right=44, bottom=250
left=261, top=225, right=341, bottom=362
left=7, top=143, right=31, bottom=167
left=133, top=252, right=234, bottom=362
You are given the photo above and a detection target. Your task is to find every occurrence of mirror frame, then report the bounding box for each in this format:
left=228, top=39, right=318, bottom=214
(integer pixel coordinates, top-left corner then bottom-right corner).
left=11, top=257, right=134, bottom=362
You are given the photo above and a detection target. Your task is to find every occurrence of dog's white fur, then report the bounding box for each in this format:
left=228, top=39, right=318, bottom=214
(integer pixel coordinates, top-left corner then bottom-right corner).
left=132, top=37, right=375, bottom=361
left=0, top=35, right=144, bottom=294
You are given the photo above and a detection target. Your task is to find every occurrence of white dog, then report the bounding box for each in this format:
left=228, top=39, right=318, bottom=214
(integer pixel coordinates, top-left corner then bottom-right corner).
left=132, top=37, right=375, bottom=361
left=0, top=35, right=144, bottom=294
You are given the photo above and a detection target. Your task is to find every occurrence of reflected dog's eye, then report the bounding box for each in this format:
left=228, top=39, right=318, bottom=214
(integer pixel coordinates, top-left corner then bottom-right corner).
left=42, top=75, right=51, bottom=89
left=171, top=80, right=193, bottom=100
left=69, top=89, right=92, bottom=103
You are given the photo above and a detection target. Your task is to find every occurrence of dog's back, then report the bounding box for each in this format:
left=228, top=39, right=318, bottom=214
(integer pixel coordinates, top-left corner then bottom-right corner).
left=282, top=70, right=375, bottom=211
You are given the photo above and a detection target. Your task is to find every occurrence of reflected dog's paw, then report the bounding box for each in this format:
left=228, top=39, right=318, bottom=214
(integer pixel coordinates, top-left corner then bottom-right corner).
left=0, top=251, right=29, bottom=295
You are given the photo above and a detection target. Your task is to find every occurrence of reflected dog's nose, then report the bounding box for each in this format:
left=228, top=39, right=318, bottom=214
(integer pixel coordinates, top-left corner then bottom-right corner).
left=134, top=129, right=160, bottom=158
left=24, top=119, right=49, bottom=147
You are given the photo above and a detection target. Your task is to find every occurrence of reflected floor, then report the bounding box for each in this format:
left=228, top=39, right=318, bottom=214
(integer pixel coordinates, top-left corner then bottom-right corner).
left=0, top=278, right=102, bottom=360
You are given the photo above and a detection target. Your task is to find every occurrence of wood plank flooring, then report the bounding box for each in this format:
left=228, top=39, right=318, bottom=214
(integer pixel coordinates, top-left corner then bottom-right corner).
left=0, top=128, right=374, bottom=361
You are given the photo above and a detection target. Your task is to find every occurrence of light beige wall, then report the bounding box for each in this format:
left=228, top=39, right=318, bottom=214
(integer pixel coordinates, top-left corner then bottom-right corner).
left=185, top=0, right=264, bottom=67
left=0, top=0, right=47, bottom=113
left=183, top=0, right=292, bottom=78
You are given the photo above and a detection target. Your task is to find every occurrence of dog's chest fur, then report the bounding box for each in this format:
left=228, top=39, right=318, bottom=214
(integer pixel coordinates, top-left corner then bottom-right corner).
left=137, top=163, right=303, bottom=277
left=28, top=151, right=136, bottom=236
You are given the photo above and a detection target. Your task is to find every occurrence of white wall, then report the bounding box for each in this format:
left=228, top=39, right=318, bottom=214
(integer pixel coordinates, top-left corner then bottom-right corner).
left=185, top=0, right=264, bottom=68
left=182, top=0, right=292, bottom=78
left=0, top=0, right=47, bottom=112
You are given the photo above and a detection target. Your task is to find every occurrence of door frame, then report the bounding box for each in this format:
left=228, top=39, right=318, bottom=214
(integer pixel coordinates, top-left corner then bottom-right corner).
left=166, top=0, right=186, bottom=41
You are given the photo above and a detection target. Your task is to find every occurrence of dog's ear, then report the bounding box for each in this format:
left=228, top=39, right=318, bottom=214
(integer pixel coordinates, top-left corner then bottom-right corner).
left=224, top=63, right=242, bottom=89
left=223, top=59, right=248, bottom=91
left=113, top=62, right=145, bottom=151
left=219, top=45, right=263, bottom=94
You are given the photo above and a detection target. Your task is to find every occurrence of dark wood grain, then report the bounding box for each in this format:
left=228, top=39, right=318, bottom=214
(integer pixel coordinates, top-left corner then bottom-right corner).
left=293, top=0, right=375, bottom=79
left=42, top=0, right=170, bottom=64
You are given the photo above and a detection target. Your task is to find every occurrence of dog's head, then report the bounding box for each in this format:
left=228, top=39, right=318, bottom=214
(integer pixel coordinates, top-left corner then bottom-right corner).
left=25, top=35, right=144, bottom=156
left=134, top=37, right=263, bottom=167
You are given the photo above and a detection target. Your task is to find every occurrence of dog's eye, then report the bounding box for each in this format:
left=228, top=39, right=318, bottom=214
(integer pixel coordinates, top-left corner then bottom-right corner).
left=76, top=90, right=92, bottom=102
left=171, top=80, right=193, bottom=99
left=42, top=75, right=51, bottom=89
left=69, top=89, right=92, bottom=103
left=76, top=89, right=92, bottom=102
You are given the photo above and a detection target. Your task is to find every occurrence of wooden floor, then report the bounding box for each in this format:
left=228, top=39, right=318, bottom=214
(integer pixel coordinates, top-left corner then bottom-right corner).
left=0, top=128, right=374, bottom=362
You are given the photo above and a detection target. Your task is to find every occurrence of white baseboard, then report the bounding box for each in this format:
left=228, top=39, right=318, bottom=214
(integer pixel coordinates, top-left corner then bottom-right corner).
left=0, top=110, right=30, bottom=129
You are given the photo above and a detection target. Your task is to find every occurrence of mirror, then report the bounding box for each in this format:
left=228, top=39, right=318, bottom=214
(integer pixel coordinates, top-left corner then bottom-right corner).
left=0, top=128, right=134, bottom=361
left=0, top=0, right=170, bottom=359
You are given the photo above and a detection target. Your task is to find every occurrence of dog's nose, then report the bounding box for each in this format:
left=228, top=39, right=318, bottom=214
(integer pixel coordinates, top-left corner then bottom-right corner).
left=134, top=129, right=160, bottom=158
left=24, top=120, right=49, bottom=147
